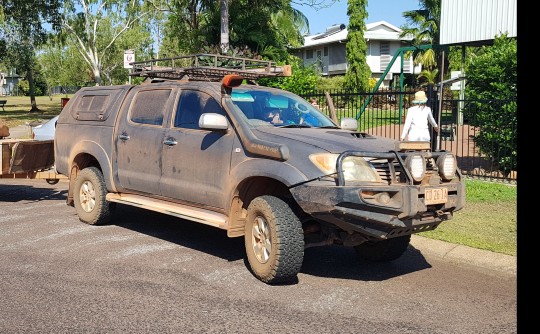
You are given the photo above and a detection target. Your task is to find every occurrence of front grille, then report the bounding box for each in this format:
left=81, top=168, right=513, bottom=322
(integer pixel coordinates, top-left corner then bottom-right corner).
left=368, top=158, right=402, bottom=184
left=336, top=150, right=452, bottom=186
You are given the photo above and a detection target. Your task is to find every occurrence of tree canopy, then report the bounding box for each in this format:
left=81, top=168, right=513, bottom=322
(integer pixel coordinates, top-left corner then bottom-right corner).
left=1, top=0, right=62, bottom=110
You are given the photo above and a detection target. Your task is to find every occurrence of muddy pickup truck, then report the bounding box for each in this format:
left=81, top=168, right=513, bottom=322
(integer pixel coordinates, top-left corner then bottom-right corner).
left=54, top=54, right=465, bottom=284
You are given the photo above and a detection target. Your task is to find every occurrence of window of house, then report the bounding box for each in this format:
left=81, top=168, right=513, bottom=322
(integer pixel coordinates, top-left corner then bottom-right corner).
left=306, top=50, right=313, bottom=59
left=380, top=41, right=390, bottom=55
left=324, top=47, right=328, bottom=57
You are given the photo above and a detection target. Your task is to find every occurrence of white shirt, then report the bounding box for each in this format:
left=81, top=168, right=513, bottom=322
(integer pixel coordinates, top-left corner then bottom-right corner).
left=400, top=104, right=438, bottom=141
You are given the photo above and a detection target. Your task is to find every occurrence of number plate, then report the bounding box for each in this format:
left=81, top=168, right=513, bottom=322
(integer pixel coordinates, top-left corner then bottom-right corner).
left=425, top=187, right=448, bottom=205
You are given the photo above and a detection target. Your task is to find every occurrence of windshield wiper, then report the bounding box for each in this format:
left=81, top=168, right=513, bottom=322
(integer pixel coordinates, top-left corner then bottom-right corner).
left=319, top=125, right=341, bottom=129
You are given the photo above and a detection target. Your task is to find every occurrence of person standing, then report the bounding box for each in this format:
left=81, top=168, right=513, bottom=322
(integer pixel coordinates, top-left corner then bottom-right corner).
left=400, top=90, right=439, bottom=141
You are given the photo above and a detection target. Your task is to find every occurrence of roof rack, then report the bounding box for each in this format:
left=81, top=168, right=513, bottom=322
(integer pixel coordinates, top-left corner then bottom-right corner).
left=129, top=53, right=291, bottom=81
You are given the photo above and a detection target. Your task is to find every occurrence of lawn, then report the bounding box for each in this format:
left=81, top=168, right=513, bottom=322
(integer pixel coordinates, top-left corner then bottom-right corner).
left=420, top=179, right=517, bottom=256
left=0, top=95, right=68, bottom=128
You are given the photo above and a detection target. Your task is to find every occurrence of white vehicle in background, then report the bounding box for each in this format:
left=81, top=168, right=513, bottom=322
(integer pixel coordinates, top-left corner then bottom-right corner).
left=32, top=115, right=59, bottom=141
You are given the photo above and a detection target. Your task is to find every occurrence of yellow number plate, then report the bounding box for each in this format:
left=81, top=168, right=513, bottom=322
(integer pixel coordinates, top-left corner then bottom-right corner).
left=425, top=187, right=448, bottom=205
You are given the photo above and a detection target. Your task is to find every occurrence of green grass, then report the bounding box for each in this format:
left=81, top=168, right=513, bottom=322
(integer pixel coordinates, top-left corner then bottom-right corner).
left=2, top=96, right=518, bottom=256
left=420, top=179, right=517, bottom=256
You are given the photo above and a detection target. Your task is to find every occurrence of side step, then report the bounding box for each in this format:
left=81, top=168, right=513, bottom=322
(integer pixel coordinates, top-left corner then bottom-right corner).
left=106, top=193, right=228, bottom=229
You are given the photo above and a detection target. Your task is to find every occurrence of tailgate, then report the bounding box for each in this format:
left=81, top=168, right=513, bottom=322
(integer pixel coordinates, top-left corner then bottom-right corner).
left=1, top=140, right=55, bottom=175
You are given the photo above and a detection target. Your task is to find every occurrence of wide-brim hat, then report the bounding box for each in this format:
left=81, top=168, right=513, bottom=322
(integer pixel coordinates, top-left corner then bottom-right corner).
left=412, top=91, right=428, bottom=104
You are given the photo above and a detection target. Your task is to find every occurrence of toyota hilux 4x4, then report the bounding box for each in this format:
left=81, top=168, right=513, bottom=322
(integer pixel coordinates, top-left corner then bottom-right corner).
left=54, top=54, right=465, bottom=284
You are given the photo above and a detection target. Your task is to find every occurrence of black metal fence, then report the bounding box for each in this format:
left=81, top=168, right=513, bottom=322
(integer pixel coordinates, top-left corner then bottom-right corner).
left=49, top=86, right=82, bottom=95
left=301, top=87, right=517, bottom=184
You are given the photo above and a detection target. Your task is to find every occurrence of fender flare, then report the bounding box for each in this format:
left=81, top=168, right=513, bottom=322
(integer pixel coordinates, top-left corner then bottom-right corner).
left=68, top=140, right=117, bottom=193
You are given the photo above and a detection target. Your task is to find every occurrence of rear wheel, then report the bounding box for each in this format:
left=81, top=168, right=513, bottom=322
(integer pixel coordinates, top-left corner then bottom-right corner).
left=244, top=195, right=304, bottom=284
left=73, top=167, right=114, bottom=225
left=354, top=235, right=411, bottom=262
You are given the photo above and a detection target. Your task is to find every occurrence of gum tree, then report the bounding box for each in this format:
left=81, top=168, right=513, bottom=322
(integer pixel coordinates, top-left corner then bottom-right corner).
left=61, top=0, right=154, bottom=85
left=0, top=0, right=61, bottom=111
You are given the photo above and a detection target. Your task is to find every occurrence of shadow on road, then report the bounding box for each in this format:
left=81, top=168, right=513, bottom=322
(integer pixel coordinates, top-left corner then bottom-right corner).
left=112, top=204, right=432, bottom=282
left=0, top=181, right=68, bottom=202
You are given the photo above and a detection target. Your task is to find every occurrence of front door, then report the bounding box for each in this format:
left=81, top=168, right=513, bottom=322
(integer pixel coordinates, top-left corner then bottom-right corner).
left=160, top=89, right=234, bottom=210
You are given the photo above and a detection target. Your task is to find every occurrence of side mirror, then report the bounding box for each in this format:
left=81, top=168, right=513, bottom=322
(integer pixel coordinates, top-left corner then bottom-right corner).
left=340, top=117, right=358, bottom=131
left=199, top=113, right=229, bottom=130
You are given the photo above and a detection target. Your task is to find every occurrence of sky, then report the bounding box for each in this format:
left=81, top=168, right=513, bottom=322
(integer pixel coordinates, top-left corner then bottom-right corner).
left=293, top=0, right=421, bottom=35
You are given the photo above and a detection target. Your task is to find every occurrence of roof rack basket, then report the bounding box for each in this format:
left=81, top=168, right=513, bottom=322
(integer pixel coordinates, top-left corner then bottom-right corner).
left=129, top=53, right=291, bottom=82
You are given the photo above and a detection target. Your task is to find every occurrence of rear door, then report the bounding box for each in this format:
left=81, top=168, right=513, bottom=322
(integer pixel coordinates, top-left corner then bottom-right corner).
left=115, top=86, right=177, bottom=194
left=160, top=89, right=234, bottom=210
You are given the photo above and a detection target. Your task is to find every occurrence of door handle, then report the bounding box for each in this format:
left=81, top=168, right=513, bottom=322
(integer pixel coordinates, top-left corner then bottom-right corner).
left=119, top=133, right=130, bottom=140
left=163, top=138, right=177, bottom=146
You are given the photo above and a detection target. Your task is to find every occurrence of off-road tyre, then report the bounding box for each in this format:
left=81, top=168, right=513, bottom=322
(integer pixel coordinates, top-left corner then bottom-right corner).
left=73, top=167, right=114, bottom=225
left=354, top=235, right=411, bottom=262
left=245, top=195, right=304, bottom=284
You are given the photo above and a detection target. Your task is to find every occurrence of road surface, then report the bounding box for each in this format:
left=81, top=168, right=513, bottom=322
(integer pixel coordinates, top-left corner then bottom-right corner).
left=0, top=179, right=517, bottom=333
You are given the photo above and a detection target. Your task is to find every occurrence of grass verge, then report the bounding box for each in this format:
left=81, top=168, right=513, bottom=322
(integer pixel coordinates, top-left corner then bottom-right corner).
left=420, top=179, right=517, bottom=256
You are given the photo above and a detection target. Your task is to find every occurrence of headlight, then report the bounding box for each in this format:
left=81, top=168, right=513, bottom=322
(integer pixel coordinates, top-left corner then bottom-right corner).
left=405, top=154, right=425, bottom=182
left=309, top=153, right=380, bottom=182
left=436, top=153, right=457, bottom=181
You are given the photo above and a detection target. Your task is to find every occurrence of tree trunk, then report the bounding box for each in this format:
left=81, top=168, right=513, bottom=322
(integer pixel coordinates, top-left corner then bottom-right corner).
left=220, top=0, right=229, bottom=53
left=27, top=69, right=39, bottom=113
left=93, top=69, right=102, bottom=86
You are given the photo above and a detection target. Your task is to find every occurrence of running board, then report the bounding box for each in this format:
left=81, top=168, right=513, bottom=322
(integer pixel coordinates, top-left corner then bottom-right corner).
left=106, top=193, right=228, bottom=229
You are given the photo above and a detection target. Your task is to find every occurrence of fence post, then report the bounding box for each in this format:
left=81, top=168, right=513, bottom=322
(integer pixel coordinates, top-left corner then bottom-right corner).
left=325, top=91, right=338, bottom=124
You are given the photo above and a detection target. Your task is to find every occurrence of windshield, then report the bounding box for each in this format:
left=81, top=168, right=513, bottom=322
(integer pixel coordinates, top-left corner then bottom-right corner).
left=230, top=87, right=337, bottom=128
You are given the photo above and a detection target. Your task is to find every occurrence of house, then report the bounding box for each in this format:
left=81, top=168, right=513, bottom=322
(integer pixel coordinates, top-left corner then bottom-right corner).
left=291, top=21, right=421, bottom=88
left=0, top=71, right=22, bottom=96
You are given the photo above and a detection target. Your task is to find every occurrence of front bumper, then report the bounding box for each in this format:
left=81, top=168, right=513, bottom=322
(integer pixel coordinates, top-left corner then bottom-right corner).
left=290, top=180, right=465, bottom=240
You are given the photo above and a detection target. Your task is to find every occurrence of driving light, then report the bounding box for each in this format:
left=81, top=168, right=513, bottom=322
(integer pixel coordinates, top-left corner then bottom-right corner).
left=405, top=154, right=426, bottom=182
left=309, top=153, right=380, bottom=182
left=436, top=153, right=457, bottom=181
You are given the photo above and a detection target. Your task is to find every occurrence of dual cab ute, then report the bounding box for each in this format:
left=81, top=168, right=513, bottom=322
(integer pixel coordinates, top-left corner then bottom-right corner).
left=54, top=54, right=465, bottom=284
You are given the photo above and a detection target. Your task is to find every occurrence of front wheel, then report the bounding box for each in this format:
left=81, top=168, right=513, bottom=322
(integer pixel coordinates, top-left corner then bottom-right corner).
left=245, top=195, right=304, bottom=284
left=73, top=167, right=114, bottom=225
left=354, top=235, right=411, bottom=262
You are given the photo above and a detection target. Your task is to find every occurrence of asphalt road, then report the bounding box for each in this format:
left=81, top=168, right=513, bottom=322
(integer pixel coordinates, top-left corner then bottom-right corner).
left=0, top=179, right=517, bottom=333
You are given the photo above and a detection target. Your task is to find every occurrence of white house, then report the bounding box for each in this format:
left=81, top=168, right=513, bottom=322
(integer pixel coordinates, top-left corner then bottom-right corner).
left=291, top=21, right=422, bottom=88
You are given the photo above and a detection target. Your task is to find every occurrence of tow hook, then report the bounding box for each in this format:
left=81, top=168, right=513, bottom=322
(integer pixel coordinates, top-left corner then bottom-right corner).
left=435, top=210, right=444, bottom=217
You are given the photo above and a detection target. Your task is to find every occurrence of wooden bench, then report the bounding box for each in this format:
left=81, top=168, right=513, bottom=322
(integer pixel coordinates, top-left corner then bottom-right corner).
left=0, top=100, right=6, bottom=111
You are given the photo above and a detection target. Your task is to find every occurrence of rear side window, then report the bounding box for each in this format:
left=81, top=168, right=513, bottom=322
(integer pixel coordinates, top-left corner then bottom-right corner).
left=130, top=89, right=171, bottom=126
left=70, top=88, right=124, bottom=121
left=79, top=95, right=109, bottom=112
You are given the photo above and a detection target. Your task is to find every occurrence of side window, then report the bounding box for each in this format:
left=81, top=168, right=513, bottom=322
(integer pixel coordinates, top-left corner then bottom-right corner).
left=175, top=90, right=223, bottom=129
left=130, top=89, right=171, bottom=126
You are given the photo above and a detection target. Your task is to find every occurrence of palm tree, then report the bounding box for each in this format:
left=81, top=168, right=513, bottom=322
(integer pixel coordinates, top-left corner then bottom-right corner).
left=399, top=0, right=448, bottom=82
left=417, top=68, right=438, bottom=86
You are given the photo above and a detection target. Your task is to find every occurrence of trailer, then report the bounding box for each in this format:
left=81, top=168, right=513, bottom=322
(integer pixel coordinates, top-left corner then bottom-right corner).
left=1, top=138, right=65, bottom=184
